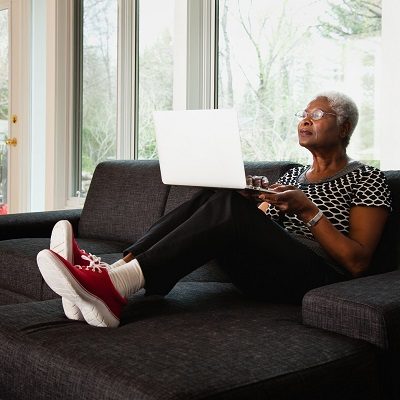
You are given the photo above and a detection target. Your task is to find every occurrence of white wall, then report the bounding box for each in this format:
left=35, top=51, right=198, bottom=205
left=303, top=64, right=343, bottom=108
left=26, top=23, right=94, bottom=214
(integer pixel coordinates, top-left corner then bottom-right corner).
left=379, top=0, right=400, bottom=170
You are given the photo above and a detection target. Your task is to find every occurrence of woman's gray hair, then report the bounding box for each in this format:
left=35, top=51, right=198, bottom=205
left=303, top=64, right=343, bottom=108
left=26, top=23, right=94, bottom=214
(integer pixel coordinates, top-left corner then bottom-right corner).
left=315, top=91, right=359, bottom=147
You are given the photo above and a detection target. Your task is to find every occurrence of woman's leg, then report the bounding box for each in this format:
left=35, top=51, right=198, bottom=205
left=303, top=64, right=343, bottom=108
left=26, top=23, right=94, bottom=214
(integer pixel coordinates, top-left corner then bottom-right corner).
left=216, top=240, right=345, bottom=304
left=135, top=190, right=345, bottom=300
left=37, top=189, right=345, bottom=328
left=124, top=189, right=216, bottom=258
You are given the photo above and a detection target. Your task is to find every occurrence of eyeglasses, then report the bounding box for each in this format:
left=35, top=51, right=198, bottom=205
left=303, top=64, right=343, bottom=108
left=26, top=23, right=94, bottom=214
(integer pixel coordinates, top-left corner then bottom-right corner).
left=295, top=109, right=337, bottom=121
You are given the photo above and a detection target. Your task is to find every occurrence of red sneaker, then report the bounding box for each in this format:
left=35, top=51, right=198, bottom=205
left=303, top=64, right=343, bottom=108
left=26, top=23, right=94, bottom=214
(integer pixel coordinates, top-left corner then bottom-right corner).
left=37, top=249, right=127, bottom=328
left=50, top=220, right=110, bottom=321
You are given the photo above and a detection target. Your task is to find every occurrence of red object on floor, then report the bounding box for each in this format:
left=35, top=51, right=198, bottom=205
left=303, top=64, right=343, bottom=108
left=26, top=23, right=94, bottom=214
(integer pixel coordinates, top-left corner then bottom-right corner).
left=0, top=204, right=8, bottom=215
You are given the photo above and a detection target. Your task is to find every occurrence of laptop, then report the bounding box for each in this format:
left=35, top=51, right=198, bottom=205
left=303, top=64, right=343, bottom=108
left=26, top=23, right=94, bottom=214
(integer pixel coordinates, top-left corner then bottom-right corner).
left=153, top=109, right=276, bottom=193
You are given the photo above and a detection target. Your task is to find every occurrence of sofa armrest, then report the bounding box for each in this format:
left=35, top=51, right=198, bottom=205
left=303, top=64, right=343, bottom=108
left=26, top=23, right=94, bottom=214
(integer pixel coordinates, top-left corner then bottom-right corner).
left=0, top=209, right=81, bottom=241
left=302, top=271, right=400, bottom=350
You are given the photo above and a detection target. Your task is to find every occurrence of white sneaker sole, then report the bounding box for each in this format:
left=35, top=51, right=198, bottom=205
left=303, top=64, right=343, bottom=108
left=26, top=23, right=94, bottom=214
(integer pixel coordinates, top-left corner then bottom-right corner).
left=50, top=221, right=84, bottom=321
left=50, top=220, right=73, bottom=262
left=37, top=250, right=120, bottom=328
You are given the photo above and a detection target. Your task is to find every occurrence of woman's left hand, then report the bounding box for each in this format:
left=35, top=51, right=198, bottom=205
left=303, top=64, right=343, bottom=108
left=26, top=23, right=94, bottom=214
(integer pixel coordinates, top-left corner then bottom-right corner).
left=258, top=184, right=318, bottom=221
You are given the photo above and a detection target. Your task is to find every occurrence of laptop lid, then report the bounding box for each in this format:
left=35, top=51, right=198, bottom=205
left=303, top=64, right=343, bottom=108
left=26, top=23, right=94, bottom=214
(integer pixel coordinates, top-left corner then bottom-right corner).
left=154, top=109, right=247, bottom=189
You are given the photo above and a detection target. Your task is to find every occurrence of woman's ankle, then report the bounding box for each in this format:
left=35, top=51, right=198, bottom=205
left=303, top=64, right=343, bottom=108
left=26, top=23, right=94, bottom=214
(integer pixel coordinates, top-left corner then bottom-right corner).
left=123, top=253, right=135, bottom=263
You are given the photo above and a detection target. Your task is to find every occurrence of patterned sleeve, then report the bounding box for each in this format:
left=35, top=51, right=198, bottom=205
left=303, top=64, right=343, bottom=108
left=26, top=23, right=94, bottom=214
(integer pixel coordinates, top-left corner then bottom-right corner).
left=351, top=167, right=392, bottom=210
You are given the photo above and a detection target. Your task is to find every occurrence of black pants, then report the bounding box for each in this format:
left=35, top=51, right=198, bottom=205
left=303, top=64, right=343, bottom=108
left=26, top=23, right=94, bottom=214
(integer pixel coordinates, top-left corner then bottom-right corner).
left=125, top=189, right=346, bottom=304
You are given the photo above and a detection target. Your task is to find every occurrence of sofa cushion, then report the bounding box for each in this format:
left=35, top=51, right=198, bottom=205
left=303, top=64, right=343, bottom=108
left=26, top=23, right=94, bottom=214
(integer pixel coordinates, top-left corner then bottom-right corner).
left=0, top=282, right=380, bottom=400
left=0, top=288, right=35, bottom=306
left=79, top=160, right=170, bottom=243
left=369, top=170, right=400, bottom=274
left=0, top=209, right=81, bottom=241
left=302, top=270, right=400, bottom=350
left=0, top=238, right=129, bottom=302
left=0, top=238, right=49, bottom=300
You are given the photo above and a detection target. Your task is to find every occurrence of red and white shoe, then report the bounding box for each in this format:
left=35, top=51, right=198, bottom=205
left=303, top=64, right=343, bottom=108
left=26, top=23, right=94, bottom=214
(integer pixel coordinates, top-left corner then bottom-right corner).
left=51, top=220, right=81, bottom=320
left=50, top=220, right=106, bottom=321
left=37, top=249, right=127, bottom=328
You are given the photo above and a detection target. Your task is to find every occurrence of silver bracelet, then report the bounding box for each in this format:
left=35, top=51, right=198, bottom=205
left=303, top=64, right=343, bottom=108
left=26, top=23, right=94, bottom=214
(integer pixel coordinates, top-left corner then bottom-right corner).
left=304, top=209, right=323, bottom=228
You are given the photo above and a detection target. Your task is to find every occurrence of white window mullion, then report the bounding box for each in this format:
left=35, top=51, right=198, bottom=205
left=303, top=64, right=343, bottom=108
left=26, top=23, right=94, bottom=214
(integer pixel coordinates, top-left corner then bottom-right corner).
left=117, top=0, right=135, bottom=160
left=186, top=0, right=217, bottom=110
left=45, top=0, right=74, bottom=210
left=31, top=0, right=46, bottom=211
left=173, top=0, right=187, bottom=110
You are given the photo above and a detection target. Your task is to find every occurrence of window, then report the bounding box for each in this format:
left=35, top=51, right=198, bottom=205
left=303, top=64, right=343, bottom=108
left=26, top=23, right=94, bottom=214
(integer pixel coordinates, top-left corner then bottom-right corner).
left=137, top=0, right=174, bottom=159
left=74, top=0, right=174, bottom=196
left=218, top=0, right=382, bottom=166
left=70, top=0, right=396, bottom=205
left=77, top=0, right=118, bottom=195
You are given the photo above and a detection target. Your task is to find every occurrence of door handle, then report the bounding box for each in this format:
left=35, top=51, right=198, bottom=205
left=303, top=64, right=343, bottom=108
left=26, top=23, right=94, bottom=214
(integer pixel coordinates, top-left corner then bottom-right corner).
left=5, top=137, right=17, bottom=146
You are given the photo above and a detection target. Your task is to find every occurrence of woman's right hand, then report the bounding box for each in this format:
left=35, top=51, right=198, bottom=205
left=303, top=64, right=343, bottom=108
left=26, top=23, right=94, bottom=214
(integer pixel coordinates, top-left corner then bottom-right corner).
left=258, top=184, right=318, bottom=221
left=246, top=175, right=269, bottom=189
left=238, top=175, right=270, bottom=202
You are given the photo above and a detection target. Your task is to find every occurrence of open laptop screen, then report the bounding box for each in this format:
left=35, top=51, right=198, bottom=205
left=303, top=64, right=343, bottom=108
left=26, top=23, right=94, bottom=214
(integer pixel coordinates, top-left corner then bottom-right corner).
left=154, top=109, right=247, bottom=189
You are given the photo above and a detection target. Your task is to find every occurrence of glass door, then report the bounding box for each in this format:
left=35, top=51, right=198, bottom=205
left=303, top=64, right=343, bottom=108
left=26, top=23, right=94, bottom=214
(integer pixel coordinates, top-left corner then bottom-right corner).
left=0, top=1, right=9, bottom=215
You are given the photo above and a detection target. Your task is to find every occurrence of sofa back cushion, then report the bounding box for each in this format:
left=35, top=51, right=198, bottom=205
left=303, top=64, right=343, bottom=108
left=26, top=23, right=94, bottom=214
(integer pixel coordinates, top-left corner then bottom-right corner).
left=79, top=160, right=299, bottom=246
left=369, top=170, right=400, bottom=274
left=79, top=160, right=169, bottom=242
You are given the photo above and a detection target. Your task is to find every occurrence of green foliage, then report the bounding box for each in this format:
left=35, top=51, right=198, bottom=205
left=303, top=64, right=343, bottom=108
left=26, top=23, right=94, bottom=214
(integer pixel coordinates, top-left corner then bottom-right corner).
left=80, top=0, right=383, bottom=173
left=0, top=87, right=7, bottom=121
left=81, top=0, right=117, bottom=178
left=138, top=30, right=173, bottom=160
left=318, top=0, right=381, bottom=39
left=218, top=0, right=382, bottom=164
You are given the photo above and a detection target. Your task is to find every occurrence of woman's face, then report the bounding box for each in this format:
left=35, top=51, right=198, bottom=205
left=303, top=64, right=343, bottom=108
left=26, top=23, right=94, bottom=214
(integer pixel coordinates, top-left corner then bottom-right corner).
left=297, top=97, right=346, bottom=151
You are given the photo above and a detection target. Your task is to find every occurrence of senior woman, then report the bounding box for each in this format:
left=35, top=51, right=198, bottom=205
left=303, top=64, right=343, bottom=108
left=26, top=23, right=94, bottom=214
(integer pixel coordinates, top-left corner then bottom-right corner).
left=37, top=91, right=392, bottom=328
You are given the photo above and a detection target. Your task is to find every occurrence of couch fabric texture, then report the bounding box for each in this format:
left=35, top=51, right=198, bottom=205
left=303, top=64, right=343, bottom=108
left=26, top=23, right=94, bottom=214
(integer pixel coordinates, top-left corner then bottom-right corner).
left=0, top=160, right=399, bottom=400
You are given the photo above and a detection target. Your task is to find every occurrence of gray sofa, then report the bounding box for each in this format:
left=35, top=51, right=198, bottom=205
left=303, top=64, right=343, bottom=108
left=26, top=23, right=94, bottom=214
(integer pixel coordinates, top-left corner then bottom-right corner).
left=0, top=160, right=399, bottom=400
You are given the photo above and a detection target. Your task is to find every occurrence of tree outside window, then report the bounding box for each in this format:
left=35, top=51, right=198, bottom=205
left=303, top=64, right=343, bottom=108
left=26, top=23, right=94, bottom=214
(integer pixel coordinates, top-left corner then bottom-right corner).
left=81, top=0, right=118, bottom=194
left=218, top=0, right=382, bottom=166
left=137, top=0, right=174, bottom=160
left=78, top=0, right=382, bottom=196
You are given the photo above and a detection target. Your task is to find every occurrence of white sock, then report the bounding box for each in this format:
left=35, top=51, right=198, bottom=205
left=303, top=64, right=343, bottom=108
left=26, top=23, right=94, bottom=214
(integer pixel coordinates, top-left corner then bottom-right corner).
left=108, top=259, right=145, bottom=297
left=109, top=258, right=126, bottom=270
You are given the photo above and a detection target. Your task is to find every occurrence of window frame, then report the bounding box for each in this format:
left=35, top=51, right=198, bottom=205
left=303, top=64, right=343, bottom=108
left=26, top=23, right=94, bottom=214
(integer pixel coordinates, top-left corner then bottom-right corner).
left=65, top=0, right=218, bottom=206
left=45, top=0, right=74, bottom=211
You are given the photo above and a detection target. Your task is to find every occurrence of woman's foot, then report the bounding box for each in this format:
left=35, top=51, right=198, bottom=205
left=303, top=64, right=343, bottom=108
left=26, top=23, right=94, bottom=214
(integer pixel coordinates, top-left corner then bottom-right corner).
left=50, top=220, right=83, bottom=320
left=37, top=249, right=128, bottom=328
left=51, top=220, right=107, bottom=320
left=50, top=220, right=127, bottom=320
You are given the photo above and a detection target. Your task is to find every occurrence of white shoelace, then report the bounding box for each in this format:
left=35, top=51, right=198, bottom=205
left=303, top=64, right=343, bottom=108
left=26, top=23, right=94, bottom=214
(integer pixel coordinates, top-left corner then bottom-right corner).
left=74, top=252, right=110, bottom=273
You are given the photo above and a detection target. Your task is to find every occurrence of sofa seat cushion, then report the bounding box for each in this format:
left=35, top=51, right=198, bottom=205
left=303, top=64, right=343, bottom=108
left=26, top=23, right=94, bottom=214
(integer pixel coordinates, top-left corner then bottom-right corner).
left=0, top=238, right=50, bottom=300
left=0, top=282, right=379, bottom=400
left=0, top=238, right=130, bottom=302
left=0, top=288, right=35, bottom=306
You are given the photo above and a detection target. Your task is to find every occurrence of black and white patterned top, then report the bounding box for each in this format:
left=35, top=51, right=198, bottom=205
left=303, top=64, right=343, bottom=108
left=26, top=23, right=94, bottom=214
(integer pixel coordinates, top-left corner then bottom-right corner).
left=265, top=161, right=392, bottom=241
